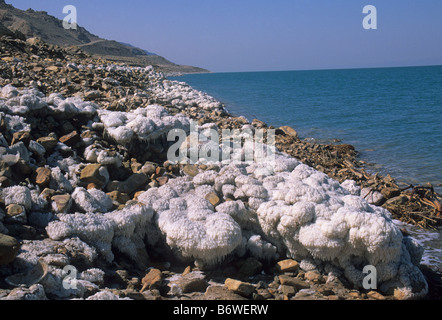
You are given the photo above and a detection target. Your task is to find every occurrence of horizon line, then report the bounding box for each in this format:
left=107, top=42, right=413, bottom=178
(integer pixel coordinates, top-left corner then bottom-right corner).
left=199, top=63, right=442, bottom=75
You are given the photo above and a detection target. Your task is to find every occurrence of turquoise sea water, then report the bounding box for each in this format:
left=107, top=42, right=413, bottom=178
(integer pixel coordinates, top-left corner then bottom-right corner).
left=171, top=66, right=442, bottom=193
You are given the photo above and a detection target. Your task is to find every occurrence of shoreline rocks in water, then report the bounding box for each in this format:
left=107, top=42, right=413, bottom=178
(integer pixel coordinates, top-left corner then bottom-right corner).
left=0, top=35, right=441, bottom=301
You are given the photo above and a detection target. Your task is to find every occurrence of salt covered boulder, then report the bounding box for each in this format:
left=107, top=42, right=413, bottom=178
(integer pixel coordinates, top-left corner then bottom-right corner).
left=98, top=105, right=190, bottom=146
left=138, top=178, right=243, bottom=268
left=45, top=203, right=154, bottom=265
left=249, top=156, right=428, bottom=299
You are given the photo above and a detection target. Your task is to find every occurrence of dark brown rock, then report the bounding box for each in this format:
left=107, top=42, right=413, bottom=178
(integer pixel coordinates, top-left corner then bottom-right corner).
left=0, top=233, right=20, bottom=265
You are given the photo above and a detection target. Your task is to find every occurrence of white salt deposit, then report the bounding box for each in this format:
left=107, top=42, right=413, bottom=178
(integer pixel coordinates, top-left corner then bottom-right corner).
left=0, top=65, right=430, bottom=299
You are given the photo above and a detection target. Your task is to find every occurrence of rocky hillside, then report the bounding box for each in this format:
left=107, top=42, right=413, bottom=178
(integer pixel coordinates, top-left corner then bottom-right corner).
left=0, top=0, right=209, bottom=74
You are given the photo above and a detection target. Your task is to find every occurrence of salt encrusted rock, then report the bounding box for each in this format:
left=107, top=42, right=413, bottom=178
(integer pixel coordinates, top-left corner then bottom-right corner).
left=86, top=290, right=131, bottom=300
left=46, top=202, right=154, bottom=265
left=0, top=56, right=430, bottom=299
left=50, top=167, right=73, bottom=193
left=361, top=187, right=385, bottom=206
left=28, top=140, right=46, bottom=158
left=46, top=212, right=115, bottom=262
left=2, top=284, right=47, bottom=300
left=158, top=208, right=242, bottom=267
left=105, top=203, right=154, bottom=265
left=246, top=234, right=279, bottom=261
left=1, top=186, right=32, bottom=211
left=71, top=187, right=112, bottom=213
left=5, top=237, right=100, bottom=299
left=51, top=194, right=72, bottom=213
left=98, top=105, right=190, bottom=146
left=341, top=179, right=361, bottom=196
left=80, top=268, right=105, bottom=285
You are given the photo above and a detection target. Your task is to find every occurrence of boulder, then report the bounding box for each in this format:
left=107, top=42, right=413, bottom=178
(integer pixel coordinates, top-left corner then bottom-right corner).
left=279, top=126, right=298, bottom=138
left=361, top=187, right=385, bottom=206
left=0, top=233, right=20, bottom=265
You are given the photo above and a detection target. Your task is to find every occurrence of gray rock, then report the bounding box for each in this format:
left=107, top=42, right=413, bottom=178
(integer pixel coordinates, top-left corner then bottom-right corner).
left=174, top=272, right=209, bottom=294
left=204, top=285, right=248, bottom=301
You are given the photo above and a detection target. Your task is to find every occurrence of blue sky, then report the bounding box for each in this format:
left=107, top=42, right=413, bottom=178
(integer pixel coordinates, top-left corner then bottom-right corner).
left=7, top=0, right=442, bottom=72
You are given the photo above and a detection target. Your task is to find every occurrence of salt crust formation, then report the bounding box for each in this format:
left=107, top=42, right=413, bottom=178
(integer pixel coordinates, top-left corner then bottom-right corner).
left=0, top=64, right=428, bottom=299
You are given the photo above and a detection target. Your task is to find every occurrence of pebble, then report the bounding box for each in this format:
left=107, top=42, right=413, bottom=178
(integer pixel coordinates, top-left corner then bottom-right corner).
left=140, top=268, right=163, bottom=292
left=305, top=270, right=324, bottom=283
left=183, top=164, right=199, bottom=177
left=80, top=164, right=107, bottom=188
left=276, top=259, right=299, bottom=273
left=279, top=284, right=296, bottom=298
left=367, top=290, right=386, bottom=300
left=224, top=278, right=255, bottom=297
left=278, top=275, right=311, bottom=290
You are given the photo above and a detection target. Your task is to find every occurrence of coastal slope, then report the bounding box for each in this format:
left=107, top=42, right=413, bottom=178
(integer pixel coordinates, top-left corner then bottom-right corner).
left=0, top=35, right=433, bottom=301
left=0, top=0, right=209, bottom=74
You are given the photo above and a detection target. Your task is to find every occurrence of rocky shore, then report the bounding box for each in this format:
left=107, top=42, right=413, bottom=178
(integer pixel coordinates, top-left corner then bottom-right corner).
left=0, top=35, right=441, bottom=301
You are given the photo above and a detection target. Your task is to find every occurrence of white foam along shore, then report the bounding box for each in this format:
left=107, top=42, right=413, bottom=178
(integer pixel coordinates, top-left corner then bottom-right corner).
left=0, top=63, right=429, bottom=300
